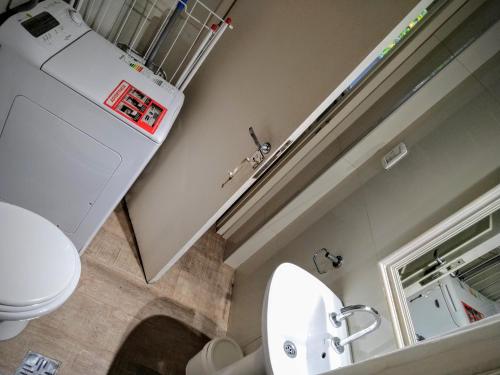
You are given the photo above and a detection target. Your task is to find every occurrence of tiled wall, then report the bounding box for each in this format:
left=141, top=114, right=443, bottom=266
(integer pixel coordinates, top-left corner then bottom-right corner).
left=228, top=51, right=500, bottom=361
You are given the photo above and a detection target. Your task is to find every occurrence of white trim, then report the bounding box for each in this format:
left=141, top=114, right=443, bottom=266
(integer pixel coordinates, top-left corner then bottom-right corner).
left=380, top=184, right=500, bottom=347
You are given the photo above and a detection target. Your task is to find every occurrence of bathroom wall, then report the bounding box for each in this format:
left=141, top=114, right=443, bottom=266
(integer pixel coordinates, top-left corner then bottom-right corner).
left=0, top=0, right=8, bottom=12
left=227, top=52, right=500, bottom=361
left=125, top=0, right=419, bottom=281
left=0, top=0, right=29, bottom=13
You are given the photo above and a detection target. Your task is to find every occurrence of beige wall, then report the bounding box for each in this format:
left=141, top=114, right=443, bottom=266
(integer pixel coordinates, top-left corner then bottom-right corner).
left=227, top=52, right=500, bottom=361
left=126, top=0, right=419, bottom=281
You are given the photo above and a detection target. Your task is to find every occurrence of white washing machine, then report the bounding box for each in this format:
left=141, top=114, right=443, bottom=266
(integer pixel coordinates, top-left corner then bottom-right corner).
left=0, top=0, right=184, bottom=252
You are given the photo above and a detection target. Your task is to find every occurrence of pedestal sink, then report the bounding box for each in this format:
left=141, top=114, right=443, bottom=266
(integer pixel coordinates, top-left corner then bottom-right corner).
left=213, top=263, right=380, bottom=375
left=262, top=263, right=352, bottom=374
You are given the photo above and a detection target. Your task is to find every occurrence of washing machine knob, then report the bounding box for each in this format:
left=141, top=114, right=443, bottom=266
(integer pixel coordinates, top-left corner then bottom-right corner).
left=68, top=9, right=83, bottom=25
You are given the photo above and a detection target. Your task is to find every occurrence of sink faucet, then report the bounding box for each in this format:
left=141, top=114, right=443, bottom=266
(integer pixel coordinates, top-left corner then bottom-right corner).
left=328, top=304, right=381, bottom=354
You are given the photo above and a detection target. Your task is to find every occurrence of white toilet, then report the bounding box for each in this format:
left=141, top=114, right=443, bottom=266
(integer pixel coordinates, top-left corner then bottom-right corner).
left=0, top=202, right=81, bottom=341
left=186, top=337, right=244, bottom=375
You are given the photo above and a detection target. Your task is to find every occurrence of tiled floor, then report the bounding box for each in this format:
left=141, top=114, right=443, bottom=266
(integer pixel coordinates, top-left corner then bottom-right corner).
left=0, top=203, right=234, bottom=375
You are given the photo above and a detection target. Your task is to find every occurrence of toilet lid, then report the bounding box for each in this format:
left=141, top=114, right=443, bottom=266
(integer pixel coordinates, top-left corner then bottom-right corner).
left=0, top=202, right=79, bottom=307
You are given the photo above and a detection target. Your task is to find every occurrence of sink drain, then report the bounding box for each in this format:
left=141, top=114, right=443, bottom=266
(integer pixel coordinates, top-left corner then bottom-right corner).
left=283, top=341, right=297, bottom=358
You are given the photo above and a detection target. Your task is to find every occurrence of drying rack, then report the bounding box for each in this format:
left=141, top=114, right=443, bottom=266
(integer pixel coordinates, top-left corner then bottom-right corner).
left=72, top=0, right=233, bottom=91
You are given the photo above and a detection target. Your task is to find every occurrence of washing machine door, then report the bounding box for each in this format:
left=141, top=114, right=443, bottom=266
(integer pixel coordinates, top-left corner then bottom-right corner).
left=408, top=283, right=460, bottom=341
left=0, top=96, right=122, bottom=234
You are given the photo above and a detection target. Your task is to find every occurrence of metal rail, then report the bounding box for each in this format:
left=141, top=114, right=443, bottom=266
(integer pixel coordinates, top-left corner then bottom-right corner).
left=75, top=0, right=233, bottom=91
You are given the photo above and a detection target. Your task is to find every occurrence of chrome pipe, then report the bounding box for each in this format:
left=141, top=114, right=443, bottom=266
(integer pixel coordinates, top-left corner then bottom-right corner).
left=329, top=304, right=381, bottom=354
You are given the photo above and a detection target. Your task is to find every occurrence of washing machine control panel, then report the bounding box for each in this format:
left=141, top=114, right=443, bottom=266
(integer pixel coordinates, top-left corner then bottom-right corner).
left=0, top=0, right=90, bottom=67
left=21, top=11, right=60, bottom=37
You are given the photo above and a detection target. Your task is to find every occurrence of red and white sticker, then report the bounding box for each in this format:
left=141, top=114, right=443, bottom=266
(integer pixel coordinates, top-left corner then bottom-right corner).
left=462, top=302, right=484, bottom=323
left=104, top=80, right=167, bottom=134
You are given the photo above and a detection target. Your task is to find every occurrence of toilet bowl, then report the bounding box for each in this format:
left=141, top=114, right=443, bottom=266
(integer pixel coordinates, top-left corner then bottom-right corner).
left=0, top=202, right=81, bottom=341
left=186, top=337, right=244, bottom=375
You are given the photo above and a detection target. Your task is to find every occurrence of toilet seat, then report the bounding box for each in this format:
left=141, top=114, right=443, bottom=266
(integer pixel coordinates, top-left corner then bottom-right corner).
left=0, top=256, right=80, bottom=320
left=0, top=202, right=80, bottom=316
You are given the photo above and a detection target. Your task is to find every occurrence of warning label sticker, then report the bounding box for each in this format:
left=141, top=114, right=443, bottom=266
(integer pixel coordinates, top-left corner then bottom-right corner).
left=104, top=80, right=167, bottom=134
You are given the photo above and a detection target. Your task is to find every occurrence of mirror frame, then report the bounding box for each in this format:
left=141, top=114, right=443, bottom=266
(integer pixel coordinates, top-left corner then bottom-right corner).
left=379, top=184, right=500, bottom=348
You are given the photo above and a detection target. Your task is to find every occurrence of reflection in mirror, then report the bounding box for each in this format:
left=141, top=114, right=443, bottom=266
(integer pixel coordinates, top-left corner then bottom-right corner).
left=400, top=209, right=500, bottom=342
left=377, top=22, right=500, bottom=345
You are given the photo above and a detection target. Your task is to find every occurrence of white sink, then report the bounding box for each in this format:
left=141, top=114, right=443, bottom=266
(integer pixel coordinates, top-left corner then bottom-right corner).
left=262, top=263, right=352, bottom=375
left=214, top=263, right=380, bottom=375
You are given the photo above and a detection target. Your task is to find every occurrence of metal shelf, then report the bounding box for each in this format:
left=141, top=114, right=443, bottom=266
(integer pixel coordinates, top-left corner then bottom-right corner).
left=74, top=0, right=232, bottom=91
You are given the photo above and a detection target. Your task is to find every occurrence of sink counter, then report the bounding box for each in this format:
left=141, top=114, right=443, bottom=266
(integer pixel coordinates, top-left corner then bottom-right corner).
left=327, top=316, right=500, bottom=375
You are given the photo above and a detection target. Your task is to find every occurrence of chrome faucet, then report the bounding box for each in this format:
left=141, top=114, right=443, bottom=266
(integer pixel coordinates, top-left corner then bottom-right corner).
left=328, top=305, right=381, bottom=353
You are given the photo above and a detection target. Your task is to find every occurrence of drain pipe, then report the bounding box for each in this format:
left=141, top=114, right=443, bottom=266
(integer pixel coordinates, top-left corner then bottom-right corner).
left=214, top=347, right=266, bottom=375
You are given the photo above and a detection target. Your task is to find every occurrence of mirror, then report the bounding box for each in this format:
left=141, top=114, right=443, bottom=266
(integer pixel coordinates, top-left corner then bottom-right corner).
left=381, top=185, right=500, bottom=347
left=227, top=2, right=500, bottom=363
left=403, top=209, right=500, bottom=342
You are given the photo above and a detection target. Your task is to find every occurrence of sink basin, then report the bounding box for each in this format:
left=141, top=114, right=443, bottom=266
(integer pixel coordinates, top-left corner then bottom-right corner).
left=211, top=263, right=378, bottom=375
left=262, top=263, right=352, bottom=374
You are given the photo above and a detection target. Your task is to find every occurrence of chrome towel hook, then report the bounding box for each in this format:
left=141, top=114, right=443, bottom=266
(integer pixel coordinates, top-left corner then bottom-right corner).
left=313, top=248, right=343, bottom=274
